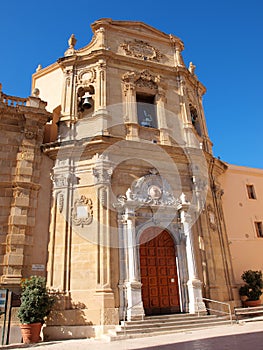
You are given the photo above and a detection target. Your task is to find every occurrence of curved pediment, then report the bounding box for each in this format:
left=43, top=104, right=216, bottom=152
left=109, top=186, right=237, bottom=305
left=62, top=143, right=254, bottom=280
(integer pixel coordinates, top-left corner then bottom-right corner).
left=116, top=170, right=179, bottom=208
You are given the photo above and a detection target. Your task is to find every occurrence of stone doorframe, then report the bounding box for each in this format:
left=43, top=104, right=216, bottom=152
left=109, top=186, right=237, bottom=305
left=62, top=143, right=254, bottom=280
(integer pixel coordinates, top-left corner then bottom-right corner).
left=114, top=173, right=206, bottom=321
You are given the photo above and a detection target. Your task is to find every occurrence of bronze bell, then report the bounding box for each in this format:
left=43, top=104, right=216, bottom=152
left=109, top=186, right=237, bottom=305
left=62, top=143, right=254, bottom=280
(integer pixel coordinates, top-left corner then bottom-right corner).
left=82, top=93, right=92, bottom=109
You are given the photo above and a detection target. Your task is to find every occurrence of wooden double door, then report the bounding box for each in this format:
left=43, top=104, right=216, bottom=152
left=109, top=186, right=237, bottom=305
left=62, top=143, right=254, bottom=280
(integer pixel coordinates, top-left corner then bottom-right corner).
left=139, top=228, right=180, bottom=315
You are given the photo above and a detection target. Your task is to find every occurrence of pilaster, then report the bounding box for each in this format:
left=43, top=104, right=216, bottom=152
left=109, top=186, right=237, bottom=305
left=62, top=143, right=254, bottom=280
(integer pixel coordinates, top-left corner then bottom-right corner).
left=92, top=154, right=115, bottom=312
left=177, top=197, right=206, bottom=313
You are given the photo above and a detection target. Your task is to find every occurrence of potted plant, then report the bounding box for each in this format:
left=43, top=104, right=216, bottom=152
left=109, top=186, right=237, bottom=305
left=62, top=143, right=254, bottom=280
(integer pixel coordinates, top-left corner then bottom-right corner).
left=17, top=276, right=55, bottom=344
left=239, top=270, right=263, bottom=307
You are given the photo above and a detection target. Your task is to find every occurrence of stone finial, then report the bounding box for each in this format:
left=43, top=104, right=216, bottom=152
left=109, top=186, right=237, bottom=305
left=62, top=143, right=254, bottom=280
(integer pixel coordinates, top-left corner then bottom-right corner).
left=68, top=34, right=77, bottom=49
left=36, top=64, right=42, bottom=72
left=188, top=62, right=196, bottom=75
left=32, top=88, right=40, bottom=97
left=64, top=34, right=77, bottom=56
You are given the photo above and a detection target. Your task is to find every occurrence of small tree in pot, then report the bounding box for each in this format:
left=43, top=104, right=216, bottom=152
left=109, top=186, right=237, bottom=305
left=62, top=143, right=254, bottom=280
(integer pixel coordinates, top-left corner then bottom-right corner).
left=239, top=270, right=263, bottom=306
left=18, top=276, right=55, bottom=343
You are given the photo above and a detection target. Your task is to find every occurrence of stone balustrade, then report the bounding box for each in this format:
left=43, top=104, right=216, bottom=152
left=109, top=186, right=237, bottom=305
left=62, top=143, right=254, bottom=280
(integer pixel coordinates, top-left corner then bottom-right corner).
left=0, top=92, right=27, bottom=107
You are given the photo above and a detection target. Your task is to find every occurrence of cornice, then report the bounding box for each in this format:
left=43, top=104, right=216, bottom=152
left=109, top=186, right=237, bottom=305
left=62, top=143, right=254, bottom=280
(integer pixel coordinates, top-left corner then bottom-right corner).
left=32, top=61, right=61, bottom=80
left=90, top=18, right=183, bottom=46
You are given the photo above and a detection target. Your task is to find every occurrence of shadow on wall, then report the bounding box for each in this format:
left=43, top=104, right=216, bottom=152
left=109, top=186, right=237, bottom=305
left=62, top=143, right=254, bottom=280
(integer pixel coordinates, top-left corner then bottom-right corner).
left=44, top=291, right=95, bottom=341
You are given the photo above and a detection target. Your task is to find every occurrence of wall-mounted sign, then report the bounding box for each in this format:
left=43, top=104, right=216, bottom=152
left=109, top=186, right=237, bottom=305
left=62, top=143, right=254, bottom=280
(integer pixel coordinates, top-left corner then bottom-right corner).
left=32, top=264, right=45, bottom=271
left=0, top=290, right=8, bottom=314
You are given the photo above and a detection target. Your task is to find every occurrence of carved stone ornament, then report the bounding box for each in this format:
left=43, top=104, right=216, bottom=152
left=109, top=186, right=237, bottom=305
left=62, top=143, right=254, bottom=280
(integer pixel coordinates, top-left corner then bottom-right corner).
left=116, top=170, right=178, bottom=207
left=24, top=128, right=36, bottom=139
left=58, top=193, right=64, bottom=213
left=92, top=153, right=113, bottom=185
left=52, top=173, right=79, bottom=188
left=207, top=204, right=217, bottom=231
left=71, top=195, right=93, bottom=227
left=53, top=174, right=68, bottom=188
left=122, top=69, right=160, bottom=91
left=121, top=39, right=163, bottom=62
left=78, top=68, right=96, bottom=84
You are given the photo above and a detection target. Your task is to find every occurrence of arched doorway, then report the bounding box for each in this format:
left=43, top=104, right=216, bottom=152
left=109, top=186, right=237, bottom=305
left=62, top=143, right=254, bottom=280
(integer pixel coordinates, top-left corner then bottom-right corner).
left=139, top=227, right=180, bottom=315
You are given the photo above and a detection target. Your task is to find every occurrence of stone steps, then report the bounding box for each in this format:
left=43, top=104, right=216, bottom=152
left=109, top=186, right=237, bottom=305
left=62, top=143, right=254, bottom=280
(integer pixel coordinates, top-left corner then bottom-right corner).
left=105, top=314, right=232, bottom=341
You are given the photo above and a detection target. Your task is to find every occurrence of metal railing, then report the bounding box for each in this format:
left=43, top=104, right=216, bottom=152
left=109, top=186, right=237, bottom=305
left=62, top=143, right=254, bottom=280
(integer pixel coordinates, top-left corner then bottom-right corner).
left=122, top=300, right=144, bottom=337
left=196, top=297, right=233, bottom=324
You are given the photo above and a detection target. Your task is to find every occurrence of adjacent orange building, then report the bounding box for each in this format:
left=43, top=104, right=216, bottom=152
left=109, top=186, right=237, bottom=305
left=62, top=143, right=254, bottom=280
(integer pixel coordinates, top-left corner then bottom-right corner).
left=220, top=164, right=263, bottom=289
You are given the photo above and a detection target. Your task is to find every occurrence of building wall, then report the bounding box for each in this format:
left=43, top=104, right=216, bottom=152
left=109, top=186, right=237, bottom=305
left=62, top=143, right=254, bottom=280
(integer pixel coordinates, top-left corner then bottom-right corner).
left=0, top=88, right=52, bottom=290
left=220, top=164, right=263, bottom=291
left=32, top=63, right=64, bottom=113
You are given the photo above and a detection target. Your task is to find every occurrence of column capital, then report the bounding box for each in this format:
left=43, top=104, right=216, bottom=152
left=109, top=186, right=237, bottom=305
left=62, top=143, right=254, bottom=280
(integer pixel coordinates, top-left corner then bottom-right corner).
left=92, top=153, right=114, bottom=185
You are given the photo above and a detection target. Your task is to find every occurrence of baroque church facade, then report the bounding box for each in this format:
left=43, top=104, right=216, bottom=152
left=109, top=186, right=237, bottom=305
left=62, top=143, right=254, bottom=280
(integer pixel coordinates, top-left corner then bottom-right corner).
left=2, top=18, right=261, bottom=339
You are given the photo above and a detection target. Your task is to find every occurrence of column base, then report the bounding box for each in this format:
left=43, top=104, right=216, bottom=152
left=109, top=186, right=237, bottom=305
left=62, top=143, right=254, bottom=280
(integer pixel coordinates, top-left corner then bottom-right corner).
left=125, top=124, right=140, bottom=142
left=125, top=281, right=145, bottom=321
left=160, top=129, right=171, bottom=146
left=187, top=278, right=206, bottom=314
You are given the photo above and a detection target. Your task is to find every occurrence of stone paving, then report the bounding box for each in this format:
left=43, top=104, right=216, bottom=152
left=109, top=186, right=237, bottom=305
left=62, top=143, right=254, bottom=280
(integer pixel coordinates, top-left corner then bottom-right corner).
left=2, top=321, right=263, bottom=350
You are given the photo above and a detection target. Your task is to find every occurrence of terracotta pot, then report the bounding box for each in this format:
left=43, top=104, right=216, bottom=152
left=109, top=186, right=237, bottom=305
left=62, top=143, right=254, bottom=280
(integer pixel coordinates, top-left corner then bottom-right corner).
left=20, top=323, right=42, bottom=344
left=243, top=299, right=261, bottom=307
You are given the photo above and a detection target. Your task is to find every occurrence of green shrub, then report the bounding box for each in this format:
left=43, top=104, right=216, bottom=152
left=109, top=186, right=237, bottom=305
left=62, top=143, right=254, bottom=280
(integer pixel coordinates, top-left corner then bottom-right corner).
left=17, top=276, right=55, bottom=324
left=239, top=270, right=263, bottom=301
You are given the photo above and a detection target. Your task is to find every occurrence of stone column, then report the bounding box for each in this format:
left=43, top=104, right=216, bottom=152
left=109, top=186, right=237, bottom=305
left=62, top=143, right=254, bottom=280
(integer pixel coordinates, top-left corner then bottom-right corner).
left=122, top=73, right=139, bottom=141
left=60, top=66, right=77, bottom=123
left=92, top=154, right=117, bottom=326
left=156, top=89, right=170, bottom=145
left=93, top=59, right=109, bottom=122
left=92, top=154, right=113, bottom=291
left=48, top=159, right=76, bottom=294
left=177, top=76, right=199, bottom=148
left=169, top=35, right=184, bottom=67
left=117, top=213, right=128, bottom=320
left=177, top=198, right=206, bottom=313
left=122, top=205, right=145, bottom=321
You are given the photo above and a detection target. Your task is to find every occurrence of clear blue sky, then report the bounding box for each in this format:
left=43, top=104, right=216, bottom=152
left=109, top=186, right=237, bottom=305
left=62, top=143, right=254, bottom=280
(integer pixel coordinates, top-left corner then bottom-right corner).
left=1, top=1, right=262, bottom=169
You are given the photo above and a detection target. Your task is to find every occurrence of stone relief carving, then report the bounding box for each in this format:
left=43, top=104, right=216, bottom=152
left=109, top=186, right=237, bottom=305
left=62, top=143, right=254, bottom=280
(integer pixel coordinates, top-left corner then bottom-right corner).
left=122, top=69, right=160, bottom=92
left=24, top=128, right=36, bottom=139
left=92, top=153, right=114, bottom=185
left=120, top=40, right=163, bottom=62
left=52, top=173, right=79, bottom=188
left=58, top=193, right=64, bottom=213
left=78, top=68, right=96, bottom=84
left=207, top=204, right=217, bottom=231
left=116, top=169, right=178, bottom=207
left=71, top=195, right=93, bottom=227
left=52, top=174, right=68, bottom=188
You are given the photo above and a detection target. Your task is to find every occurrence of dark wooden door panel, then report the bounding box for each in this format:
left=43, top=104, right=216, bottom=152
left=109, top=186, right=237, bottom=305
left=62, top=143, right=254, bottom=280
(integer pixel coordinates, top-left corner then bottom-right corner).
left=140, top=228, right=180, bottom=315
